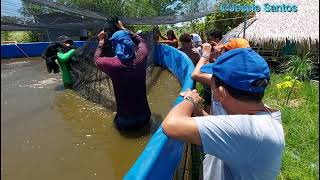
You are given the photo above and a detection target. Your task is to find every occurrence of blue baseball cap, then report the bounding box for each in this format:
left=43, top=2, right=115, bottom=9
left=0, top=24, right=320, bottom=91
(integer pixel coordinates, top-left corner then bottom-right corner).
left=200, top=48, right=270, bottom=93
left=110, top=30, right=135, bottom=61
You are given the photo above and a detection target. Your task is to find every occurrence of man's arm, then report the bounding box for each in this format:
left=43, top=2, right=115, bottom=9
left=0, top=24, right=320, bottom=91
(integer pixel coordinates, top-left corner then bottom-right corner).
left=162, top=90, right=206, bottom=145
left=162, top=100, right=202, bottom=145
left=131, top=34, right=148, bottom=63
left=159, top=33, right=168, bottom=40
left=191, top=43, right=213, bottom=86
left=94, top=31, right=118, bottom=74
left=158, top=39, right=178, bottom=47
left=95, top=48, right=118, bottom=74
left=94, top=41, right=105, bottom=60
left=191, top=57, right=212, bottom=86
left=57, top=49, right=76, bottom=63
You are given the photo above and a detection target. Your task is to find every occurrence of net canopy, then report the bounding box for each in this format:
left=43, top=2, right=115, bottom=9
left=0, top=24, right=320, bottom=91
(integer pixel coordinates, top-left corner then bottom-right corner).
left=1, top=0, right=215, bottom=177
left=1, top=0, right=222, bottom=110
left=2, top=0, right=220, bottom=113
left=2, top=0, right=219, bottom=31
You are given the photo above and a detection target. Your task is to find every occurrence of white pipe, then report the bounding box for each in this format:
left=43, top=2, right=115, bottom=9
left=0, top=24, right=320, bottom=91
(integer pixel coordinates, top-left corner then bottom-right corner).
left=14, top=42, right=29, bottom=58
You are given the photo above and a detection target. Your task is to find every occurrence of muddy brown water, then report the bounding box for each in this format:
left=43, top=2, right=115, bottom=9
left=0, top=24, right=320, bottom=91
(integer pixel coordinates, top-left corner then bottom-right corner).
left=1, top=57, right=181, bottom=180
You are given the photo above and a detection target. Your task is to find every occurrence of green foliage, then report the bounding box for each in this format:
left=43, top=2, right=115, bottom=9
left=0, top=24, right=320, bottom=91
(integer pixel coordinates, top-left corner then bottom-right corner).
left=280, top=54, right=314, bottom=81
left=1, top=15, right=23, bottom=24
left=19, top=1, right=47, bottom=22
left=56, top=0, right=187, bottom=18
left=205, top=0, right=255, bottom=34
left=189, top=19, right=206, bottom=38
left=1, top=31, right=40, bottom=43
left=161, top=0, right=256, bottom=40
left=1, top=31, right=10, bottom=42
left=264, top=73, right=319, bottom=179
left=26, top=31, right=40, bottom=42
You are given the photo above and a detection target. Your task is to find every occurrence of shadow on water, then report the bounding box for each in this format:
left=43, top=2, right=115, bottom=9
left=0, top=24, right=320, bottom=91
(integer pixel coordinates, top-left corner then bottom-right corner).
left=118, top=113, right=163, bottom=139
left=54, top=84, right=66, bottom=91
left=146, top=66, right=164, bottom=95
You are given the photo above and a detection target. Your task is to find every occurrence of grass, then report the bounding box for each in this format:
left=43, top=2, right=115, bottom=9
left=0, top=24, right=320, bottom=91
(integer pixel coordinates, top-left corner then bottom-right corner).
left=264, top=73, right=319, bottom=179
left=279, top=55, right=314, bottom=81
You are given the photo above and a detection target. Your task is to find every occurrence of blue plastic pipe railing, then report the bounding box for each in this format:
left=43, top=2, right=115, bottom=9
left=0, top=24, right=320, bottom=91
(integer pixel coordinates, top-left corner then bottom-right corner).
left=124, top=44, right=195, bottom=180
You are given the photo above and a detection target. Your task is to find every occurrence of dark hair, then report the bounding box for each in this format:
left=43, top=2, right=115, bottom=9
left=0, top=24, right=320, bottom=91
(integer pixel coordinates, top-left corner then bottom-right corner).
left=104, top=16, right=120, bottom=38
left=167, top=30, right=177, bottom=40
left=179, top=33, right=192, bottom=43
left=207, top=30, right=222, bottom=41
left=213, top=75, right=265, bottom=102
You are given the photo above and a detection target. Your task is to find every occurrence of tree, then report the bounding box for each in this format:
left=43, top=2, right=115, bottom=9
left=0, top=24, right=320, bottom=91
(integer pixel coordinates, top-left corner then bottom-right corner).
left=19, top=1, right=48, bottom=23
left=204, top=0, right=255, bottom=34
left=1, top=31, right=11, bottom=42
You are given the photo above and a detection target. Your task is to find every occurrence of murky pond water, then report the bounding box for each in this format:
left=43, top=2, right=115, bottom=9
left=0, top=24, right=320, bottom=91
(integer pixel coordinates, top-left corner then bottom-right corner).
left=1, top=57, right=181, bottom=180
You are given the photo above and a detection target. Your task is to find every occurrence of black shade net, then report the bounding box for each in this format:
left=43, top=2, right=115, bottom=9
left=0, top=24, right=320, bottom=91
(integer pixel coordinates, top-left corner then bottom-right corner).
left=1, top=0, right=217, bottom=109
left=2, top=0, right=219, bottom=31
left=42, top=29, right=157, bottom=110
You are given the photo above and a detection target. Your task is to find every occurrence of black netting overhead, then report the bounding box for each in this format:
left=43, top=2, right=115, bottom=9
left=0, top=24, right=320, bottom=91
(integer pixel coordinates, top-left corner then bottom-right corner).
left=1, top=0, right=218, bottom=110
left=2, top=0, right=219, bottom=31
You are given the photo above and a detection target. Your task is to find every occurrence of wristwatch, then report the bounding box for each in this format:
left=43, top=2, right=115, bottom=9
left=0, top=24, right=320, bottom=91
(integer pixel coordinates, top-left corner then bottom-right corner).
left=201, top=54, right=210, bottom=61
left=185, top=96, right=196, bottom=107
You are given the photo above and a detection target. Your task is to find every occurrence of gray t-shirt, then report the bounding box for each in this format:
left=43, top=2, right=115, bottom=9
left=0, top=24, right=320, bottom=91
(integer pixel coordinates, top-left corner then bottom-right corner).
left=194, top=111, right=285, bottom=180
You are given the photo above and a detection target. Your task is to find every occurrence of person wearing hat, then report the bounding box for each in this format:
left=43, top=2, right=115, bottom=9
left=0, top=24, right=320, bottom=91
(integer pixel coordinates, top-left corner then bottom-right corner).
left=192, top=38, right=251, bottom=84
left=190, top=33, right=203, bottom=48
left=191, top=39, right=251, bottom=113
left=191, top=30, right=225, bottom=113
left=162, top=47, right=284, bottom=180
left=42, top=35, right=76, bottom=89
left=215, top=38, right=250, bottom=53
left=56, top=36, right=77, bottom=89
left=178, top=33, right=201, bottom=66
left=95, top=22, right=151, bottom=131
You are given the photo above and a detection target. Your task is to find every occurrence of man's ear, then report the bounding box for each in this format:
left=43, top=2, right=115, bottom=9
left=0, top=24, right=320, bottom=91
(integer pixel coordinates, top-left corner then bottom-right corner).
left=218, top=86, right=227, bottom=100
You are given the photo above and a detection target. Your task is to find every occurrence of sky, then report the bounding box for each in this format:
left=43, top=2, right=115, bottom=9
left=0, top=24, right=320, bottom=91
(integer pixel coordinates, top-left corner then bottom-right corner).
left=1, top=0, right=23, bottom=17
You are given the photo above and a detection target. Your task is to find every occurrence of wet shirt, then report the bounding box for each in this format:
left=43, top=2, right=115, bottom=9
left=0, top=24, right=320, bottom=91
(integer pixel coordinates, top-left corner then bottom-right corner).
left=57, top=49, right=76, bottom=86
left=194, top=111, right=285, bottom=180
left=94, top=35, right=150, bottom=116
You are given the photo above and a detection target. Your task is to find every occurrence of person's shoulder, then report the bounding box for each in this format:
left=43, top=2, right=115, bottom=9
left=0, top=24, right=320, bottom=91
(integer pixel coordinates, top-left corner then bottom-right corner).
left=193, top=115, right=260, bottom=133
left=96, top=56, right=121, bottom=67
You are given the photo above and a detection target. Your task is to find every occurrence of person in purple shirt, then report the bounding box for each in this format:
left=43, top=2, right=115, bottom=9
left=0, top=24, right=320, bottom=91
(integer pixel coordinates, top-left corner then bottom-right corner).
left=94, top=22, right=151, bottom=131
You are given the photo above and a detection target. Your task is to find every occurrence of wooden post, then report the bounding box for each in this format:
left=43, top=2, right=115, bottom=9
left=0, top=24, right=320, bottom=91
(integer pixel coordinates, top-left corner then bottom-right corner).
left=243, top=13, right=247, bottom=39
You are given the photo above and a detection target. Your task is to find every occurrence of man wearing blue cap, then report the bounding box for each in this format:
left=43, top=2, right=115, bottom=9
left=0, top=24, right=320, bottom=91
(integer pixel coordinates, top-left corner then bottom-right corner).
left=163, top=45, right=285, bottom=179
left=94, top=22, right=151, bottom=131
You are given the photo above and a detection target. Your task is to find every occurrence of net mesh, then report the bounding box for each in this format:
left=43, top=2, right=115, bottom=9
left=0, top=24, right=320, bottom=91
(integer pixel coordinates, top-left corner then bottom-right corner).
left=1, top=0, right=214, bottom=108
left=1, top=0, right=219, bottom=31
left=68, top=31, right=156, bottom=110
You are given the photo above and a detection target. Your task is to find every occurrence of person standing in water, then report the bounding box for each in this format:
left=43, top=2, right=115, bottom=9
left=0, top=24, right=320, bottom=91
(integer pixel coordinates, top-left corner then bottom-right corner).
left=42, top=35, right=76, bottom=89
left=94, top=21, right=151, bottom=131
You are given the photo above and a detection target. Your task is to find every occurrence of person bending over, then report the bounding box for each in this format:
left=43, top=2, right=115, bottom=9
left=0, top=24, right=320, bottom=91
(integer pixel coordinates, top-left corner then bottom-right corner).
left=94, top=22, right=151, bottom=131
left=42, top=35, right=77, bottom=89
left=155, top=29, right=179, bottom=48
left=163, top=48, right=285, bottom=180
